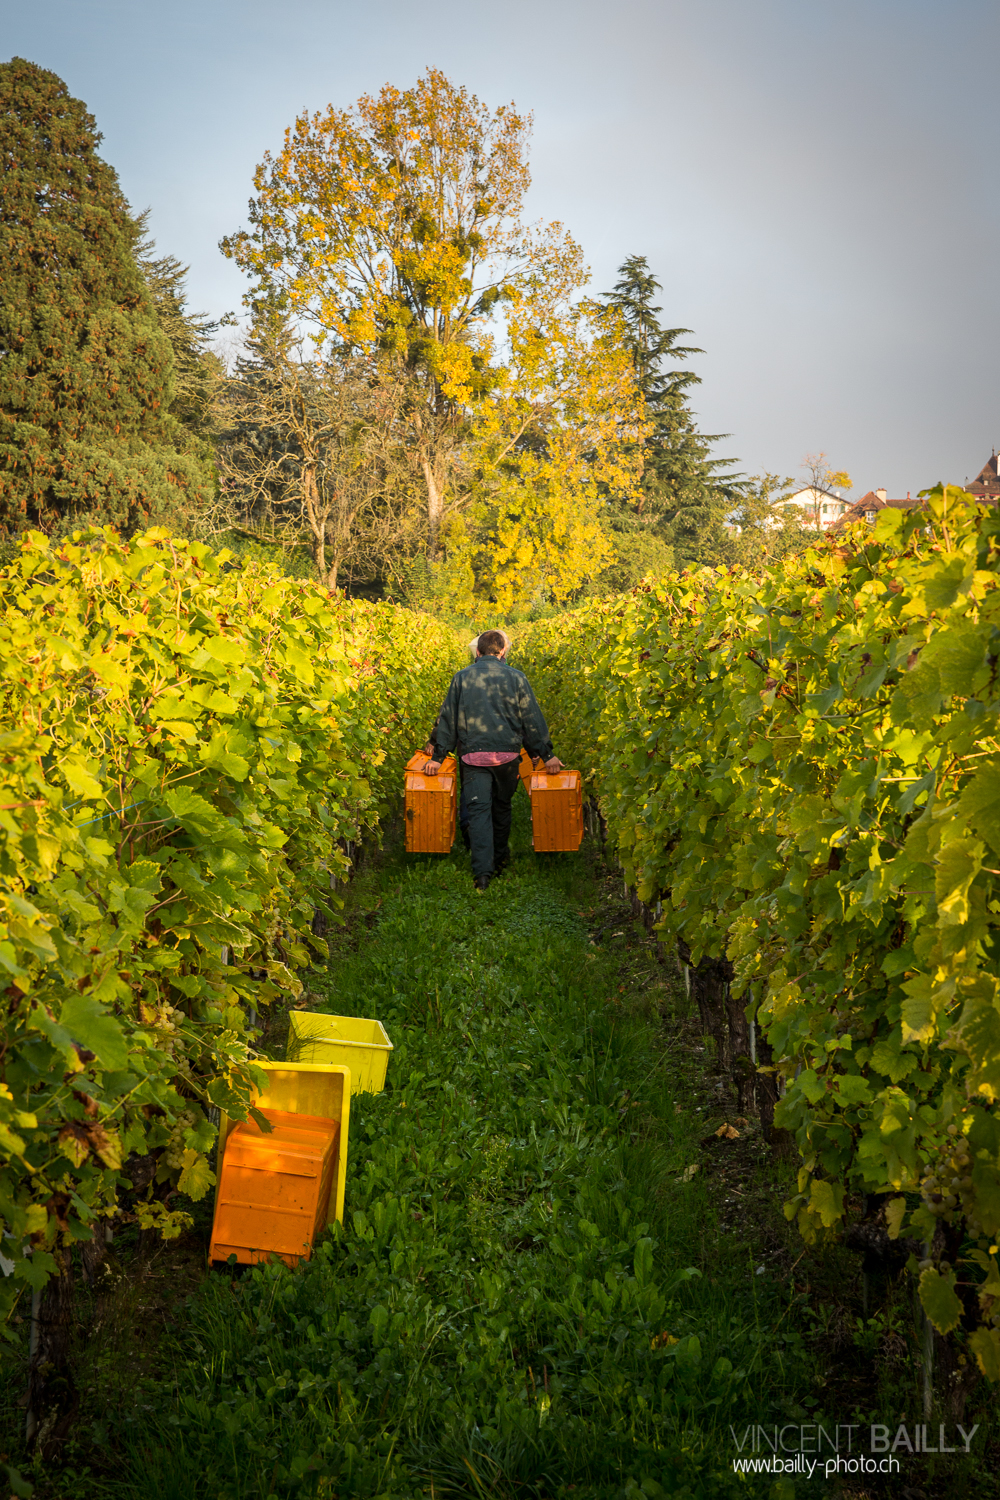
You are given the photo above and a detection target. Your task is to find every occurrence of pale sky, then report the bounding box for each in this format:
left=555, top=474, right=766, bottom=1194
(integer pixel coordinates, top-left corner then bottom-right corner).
left=4, top=0, right=998, bottom=498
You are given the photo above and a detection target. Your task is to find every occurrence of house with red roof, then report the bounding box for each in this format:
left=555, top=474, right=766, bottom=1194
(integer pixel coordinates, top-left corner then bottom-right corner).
left=965, top=452, right=1000, bottom=505
left=828, top=453, right=1000, bottom=533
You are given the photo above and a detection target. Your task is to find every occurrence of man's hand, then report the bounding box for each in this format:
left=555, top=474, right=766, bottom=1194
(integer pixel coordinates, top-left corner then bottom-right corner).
left=423, top=760, right=442, bottom=776
left=421, top=741, right=434, bottom=757
left=544, top=757, right=563, bottom=774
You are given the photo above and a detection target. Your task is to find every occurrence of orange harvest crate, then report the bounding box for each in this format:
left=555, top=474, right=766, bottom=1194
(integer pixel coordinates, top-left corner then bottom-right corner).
left=529, top=767, right=584, bottom=852
left=519, top=748, right=538, bottom=794
left=210, top=1061, right=351, bottom=1269
left=404, top=751, right=457, bottom=853
left=209, top=1108, right=339, bottom=1268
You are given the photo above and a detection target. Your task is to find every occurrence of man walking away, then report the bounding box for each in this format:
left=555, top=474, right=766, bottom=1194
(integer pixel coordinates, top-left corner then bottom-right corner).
left=420, top=633, right=512, bottom=851
left=424, top=630, right=562, bottom=891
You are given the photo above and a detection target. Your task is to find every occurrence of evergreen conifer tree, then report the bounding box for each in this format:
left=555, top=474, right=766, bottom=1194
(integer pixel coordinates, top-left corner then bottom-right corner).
left=0, top=59, right=211, bottom=552
left=602, top=256, right=740, bottom=569
left=136, top=218, right=223, bottom=449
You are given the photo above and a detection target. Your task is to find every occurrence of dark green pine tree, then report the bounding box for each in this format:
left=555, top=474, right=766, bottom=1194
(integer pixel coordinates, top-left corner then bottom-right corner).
left=602, top=255, right=741, bottom=570
left=0, top=59, right=212, bottom=554
left=215, top=295, right=303, bottom=543
left=136, top=216, right=224, bottom=451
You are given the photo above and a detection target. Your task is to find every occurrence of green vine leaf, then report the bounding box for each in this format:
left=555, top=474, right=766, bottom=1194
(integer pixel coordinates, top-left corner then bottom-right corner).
left=918, top=1267, right=963, bottom=1335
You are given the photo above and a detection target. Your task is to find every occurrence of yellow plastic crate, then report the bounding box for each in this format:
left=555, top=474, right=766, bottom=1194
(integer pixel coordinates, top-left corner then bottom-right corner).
left=286, top=1011, right=393, bottom=1094
left=212, top=1061, right=351, bottom=1265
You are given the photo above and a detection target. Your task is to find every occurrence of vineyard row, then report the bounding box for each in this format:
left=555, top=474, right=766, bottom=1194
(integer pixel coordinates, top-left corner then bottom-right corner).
left=0, top=527, right=460, bottom=1327
left=516, top=487, right=1000, bottom=1379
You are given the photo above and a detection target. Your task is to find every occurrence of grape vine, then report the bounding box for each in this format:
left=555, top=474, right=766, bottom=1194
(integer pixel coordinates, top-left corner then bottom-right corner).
left=517, top=487, right=1000, bottom=1376
left=0, top=527, right=460, bottom=1326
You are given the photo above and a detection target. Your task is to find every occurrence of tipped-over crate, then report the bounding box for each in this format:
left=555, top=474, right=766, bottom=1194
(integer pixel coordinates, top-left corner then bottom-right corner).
left=209, top=1062, right=350, bottom=1268
left=404, top=751, right=457, bottom=853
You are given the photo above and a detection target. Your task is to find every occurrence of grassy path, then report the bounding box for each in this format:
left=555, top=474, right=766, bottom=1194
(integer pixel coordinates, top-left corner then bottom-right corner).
left=118, top=797, right=813, bottom=1500
left=5, top=791, right=997, bottom=1498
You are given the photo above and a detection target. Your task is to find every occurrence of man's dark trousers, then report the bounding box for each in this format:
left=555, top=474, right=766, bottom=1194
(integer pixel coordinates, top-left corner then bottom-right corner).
left=458, top=766, right=470, bottom=847
left=463, top=760, right=520, bottom=880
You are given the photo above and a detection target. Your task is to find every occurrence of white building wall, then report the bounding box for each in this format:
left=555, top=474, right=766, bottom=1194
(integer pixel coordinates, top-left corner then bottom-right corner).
left=775, top=487, right=851, bottom=528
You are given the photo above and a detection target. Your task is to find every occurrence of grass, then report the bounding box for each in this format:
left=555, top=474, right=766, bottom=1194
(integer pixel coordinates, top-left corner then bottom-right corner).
left=5, top=796, right=1000, bottom=1498
left=125, top=801, right=804, bottom=1499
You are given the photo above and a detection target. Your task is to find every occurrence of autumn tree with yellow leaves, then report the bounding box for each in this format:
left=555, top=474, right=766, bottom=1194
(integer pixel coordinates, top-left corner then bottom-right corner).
left=222, top=69, right=644, bottom=603
left=470, top=246, right=645, bottom=607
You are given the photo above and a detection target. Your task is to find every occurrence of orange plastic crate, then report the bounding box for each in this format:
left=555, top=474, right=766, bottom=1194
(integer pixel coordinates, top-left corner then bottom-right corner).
left=529, top=768, right=584, bottom=852
left=209, top=1108, right=339, bottom=1268
left=519, top=748, right=538, bottom=794
left=404, top=751, right=457, bottom=853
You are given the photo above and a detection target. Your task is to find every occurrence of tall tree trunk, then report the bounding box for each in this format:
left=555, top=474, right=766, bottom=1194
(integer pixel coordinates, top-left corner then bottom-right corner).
left=422, top=455, right=444, bottom=557
left=304, top=464, right=326, bottom=582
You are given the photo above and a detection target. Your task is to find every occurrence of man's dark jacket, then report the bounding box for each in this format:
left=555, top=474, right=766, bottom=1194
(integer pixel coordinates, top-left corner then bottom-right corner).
left=431, top=655, right=553, bottom=763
